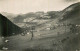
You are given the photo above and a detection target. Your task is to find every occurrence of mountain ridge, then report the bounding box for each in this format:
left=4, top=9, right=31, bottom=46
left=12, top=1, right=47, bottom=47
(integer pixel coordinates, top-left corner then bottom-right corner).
left=60, top=2, right=80, bottom=24
left=0, top=13, right=24, bottom=37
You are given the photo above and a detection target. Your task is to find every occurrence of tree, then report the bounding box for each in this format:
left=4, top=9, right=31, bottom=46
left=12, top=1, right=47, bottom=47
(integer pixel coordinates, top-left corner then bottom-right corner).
left=70, top=24, right=77, bottom=33
left=47, top=11, right=57, bottom=18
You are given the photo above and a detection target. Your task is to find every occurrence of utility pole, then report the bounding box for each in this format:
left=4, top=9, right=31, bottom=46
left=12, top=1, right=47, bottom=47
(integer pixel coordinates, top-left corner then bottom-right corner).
left=23, top=19, right=27, bottom=28
left=30, top=26, right=35, bottom=40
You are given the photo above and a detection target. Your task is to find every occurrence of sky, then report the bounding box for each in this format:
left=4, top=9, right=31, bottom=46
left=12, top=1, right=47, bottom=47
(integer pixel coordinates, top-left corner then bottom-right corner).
left=0, top=0, right=80, bottom=14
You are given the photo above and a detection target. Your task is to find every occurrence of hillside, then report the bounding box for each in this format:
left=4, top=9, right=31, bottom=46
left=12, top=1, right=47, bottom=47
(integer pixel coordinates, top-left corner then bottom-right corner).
left=60, top=2, right=80, bottom=24
left=0, top=2, right=80, bottom=51
left=0, top=14, right=24, bottom=37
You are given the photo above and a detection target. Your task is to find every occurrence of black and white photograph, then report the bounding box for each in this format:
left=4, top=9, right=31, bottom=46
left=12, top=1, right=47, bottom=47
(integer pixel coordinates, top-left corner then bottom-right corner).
left=0, top=0, right=80, bottom=51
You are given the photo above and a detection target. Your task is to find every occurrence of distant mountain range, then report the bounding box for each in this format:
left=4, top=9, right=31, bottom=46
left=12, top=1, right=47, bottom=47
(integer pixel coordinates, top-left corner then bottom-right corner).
left=0, top=2, right=80, bottom=30
left=1, top=12, right=18, bottom=20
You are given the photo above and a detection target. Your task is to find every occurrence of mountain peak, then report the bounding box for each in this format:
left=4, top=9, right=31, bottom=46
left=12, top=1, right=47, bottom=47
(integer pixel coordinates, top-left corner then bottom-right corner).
left=63, top=2, right=80, bottom=12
